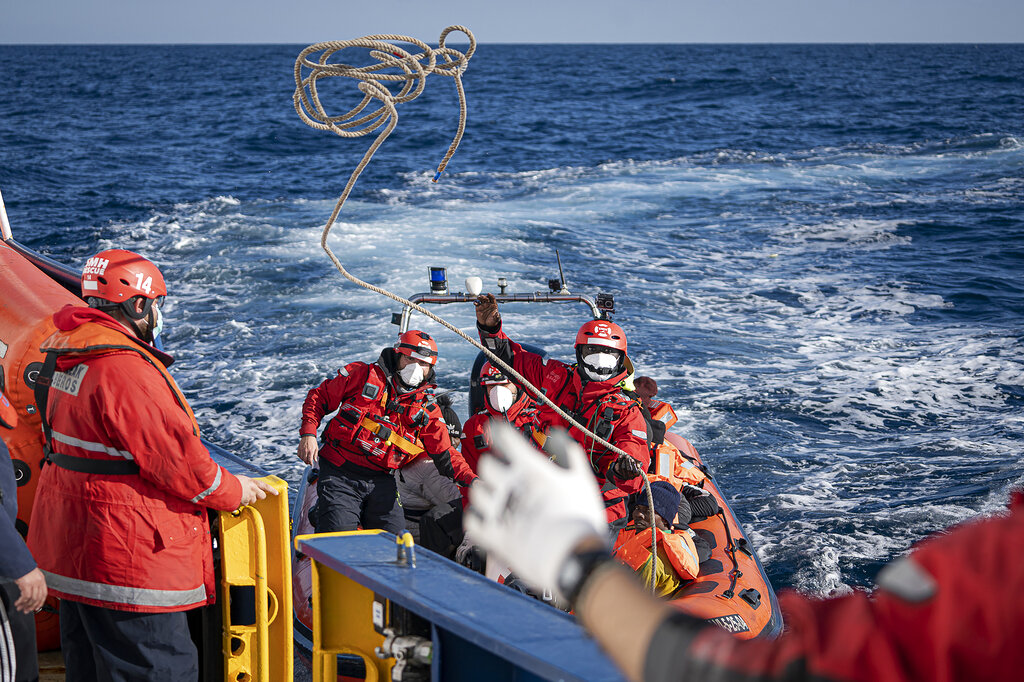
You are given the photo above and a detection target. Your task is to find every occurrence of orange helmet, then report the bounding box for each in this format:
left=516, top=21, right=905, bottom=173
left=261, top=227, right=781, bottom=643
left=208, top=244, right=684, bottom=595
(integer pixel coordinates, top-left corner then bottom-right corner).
left=395, top=330, right=438, bottom=366
left=574, top=319, right=627, bottom=354
left=82, top=249, right=167, bottom=305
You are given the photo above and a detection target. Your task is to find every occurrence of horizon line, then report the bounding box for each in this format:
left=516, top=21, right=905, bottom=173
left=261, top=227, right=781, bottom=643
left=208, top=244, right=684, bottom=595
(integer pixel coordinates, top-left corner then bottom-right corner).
left=1, top=40, right=1023, bottom=47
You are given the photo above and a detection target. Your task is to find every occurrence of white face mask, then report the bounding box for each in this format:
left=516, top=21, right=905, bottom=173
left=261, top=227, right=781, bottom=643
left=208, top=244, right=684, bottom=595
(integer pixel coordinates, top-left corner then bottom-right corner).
left=151, top=304, right=164, bottom=341
left=398, top=362, right=426, bottom=388
left=582, top=351, right=620, bottom=380
left=487, top=385, right=516, bottom=413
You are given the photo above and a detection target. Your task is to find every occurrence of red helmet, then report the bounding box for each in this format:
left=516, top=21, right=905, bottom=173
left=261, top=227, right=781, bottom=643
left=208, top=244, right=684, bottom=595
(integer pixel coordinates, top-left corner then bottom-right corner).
left=574, top=319, right=627, bottom=354
left=479, top=361, right=511, bottom=387
left=81, top=249, right=167, bottom=303
left=395, top=330, right=438, bottom=366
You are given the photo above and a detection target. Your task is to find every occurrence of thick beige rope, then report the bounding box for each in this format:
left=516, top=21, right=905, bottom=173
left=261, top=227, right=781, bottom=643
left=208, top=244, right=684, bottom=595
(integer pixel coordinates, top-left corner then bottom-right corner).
left=294, top=29, right=657, bottom=578
left=292, top=25, right=634, bottom=459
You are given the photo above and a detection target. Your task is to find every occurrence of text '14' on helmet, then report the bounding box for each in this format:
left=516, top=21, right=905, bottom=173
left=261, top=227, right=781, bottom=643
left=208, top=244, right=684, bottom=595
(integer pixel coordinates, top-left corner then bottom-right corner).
left=81, top=249, right=167, bottom=321
left=395, top=330, right=438, bottom=366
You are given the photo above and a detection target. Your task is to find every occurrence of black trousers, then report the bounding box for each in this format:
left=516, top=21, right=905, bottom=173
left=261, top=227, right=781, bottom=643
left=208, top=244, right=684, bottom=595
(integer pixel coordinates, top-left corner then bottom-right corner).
left=0, top=580, right=37, bottom=682
left=418, top=501, right=464, bottom=559
left=60, top=600, right=197, bottom=682
left=315, top=459, right=405, bottom=534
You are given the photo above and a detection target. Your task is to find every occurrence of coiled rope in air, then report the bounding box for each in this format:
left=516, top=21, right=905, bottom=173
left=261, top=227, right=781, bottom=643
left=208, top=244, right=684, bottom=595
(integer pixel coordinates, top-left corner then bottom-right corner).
left=294, top=26, right=658, bottom=593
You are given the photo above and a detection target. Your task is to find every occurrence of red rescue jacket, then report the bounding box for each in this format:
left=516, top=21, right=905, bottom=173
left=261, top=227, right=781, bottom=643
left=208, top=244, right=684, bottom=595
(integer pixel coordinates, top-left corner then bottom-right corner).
left=478, top=321, right=650, bottom=521
left=26, top=306, right=243, bottom=613
left=459, top=394, right=539, bottom=508
left=644, top=490, right=1024, bottom=682
left=300, top=349, right=476, bottom=486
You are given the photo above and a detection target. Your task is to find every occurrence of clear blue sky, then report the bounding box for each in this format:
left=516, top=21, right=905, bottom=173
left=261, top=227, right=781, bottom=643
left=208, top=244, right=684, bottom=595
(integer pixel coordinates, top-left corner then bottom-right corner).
left=2, top=0, right=1021, bottom=44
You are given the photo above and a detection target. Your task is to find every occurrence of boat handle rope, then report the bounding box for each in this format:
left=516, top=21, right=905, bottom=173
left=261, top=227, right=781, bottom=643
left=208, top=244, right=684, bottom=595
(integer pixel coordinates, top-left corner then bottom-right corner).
left=293, top=26, right=658, bottom=588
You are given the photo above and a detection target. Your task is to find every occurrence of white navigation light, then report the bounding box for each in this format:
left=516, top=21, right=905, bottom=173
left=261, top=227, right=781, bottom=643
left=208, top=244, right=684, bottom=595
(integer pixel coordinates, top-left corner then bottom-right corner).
left=466, top=276, right=483, bottom=296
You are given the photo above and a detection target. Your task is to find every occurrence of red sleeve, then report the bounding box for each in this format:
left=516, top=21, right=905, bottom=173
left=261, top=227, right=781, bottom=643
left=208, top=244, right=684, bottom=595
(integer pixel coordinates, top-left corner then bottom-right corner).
left=608, top=405, right=651, bottom=494
left=457, top=414, right=488, bottom=508
left=420, top=406, right=478, bottom=488
left=645, top=496, right=1024, bottom=682
left=96, top=354, right=242, bottom=512
left=300, top=362, right=367, bottom=437
left=459, top=414, right=487, bottom=477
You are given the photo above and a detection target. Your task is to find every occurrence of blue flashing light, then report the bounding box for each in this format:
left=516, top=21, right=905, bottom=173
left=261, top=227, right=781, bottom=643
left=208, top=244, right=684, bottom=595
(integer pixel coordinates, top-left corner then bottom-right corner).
left=428, top=267, right=448, bottom=294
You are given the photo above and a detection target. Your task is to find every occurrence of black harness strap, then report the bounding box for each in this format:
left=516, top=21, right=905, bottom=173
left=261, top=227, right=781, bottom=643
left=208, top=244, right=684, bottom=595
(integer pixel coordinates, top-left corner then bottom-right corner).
left=32, top=351, right=58, bottom=460
left=551, top=369, right=577, bottom=408
left=48, top=451, right=140, bottom=475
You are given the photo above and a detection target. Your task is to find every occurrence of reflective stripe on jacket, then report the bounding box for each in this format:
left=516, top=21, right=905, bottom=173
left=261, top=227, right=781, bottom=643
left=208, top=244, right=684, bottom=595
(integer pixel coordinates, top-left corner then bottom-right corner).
left=26, top=306, right=242, bottom=613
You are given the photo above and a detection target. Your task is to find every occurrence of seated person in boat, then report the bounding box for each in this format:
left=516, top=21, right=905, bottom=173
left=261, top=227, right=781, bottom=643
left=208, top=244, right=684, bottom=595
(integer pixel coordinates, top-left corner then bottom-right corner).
left=395, top=391, right=465, bottom=556
left=475, top=294, right=649, bottom=529
left=396, top=454, right=464, bottom=557
left=632, top=375, right=667, bottom=449
left=298, top=330, right=477, bottom=533
left=456, top=361, right=540, bottom=572
left=459, top=361, right=541, bottom=509
left=613, top=480, right=701, bottom=598
left=633, top=375, right=658, bottom=411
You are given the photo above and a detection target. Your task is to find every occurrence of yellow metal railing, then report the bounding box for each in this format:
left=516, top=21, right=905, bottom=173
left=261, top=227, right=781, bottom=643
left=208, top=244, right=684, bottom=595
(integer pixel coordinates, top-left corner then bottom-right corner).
left=218, top=475, right=293, bottom=682
left=295, top=529, right=395, bottom=682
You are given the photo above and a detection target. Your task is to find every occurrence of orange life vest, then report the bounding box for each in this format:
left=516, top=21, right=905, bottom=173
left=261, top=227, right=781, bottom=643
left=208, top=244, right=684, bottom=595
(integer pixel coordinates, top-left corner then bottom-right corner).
left=28, top=307, right=241, bottom=613
left=40, top=322, right=200, bottom=435
left=613, top=525, right=701, bottom=582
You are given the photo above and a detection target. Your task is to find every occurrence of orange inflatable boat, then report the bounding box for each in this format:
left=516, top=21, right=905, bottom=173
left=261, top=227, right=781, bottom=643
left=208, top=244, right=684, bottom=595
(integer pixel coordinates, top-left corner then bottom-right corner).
left=644, top=400, right=782, bottom=637
left=0, top=236, right=83, bottom=651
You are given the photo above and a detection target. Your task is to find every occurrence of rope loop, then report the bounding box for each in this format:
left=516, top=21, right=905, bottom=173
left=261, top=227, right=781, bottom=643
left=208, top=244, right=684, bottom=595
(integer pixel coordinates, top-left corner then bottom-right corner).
left=293, top=25, right=641, bottom=480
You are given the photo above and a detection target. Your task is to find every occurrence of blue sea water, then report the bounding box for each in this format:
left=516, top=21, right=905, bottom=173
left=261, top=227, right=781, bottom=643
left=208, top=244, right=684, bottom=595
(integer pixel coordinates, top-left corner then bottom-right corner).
left=1, top=43, right=1022, bottom=597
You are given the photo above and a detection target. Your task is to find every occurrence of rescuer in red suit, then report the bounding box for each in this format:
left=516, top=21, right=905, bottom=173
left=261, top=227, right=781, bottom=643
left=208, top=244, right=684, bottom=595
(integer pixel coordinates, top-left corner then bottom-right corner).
left=467, top=425, right=1024, bottom=682
left=458, top=361, right=540, bottom=509
left=27, top=249, right=276, bottom=681
left=297, top=330, right=477, bottom=533
left=474, top=294, right=649, bottom=526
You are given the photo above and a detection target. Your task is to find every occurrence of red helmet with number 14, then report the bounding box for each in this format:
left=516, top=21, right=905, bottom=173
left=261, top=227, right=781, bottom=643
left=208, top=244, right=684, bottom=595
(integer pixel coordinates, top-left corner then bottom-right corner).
left=81, top=249, right=167, bottom=303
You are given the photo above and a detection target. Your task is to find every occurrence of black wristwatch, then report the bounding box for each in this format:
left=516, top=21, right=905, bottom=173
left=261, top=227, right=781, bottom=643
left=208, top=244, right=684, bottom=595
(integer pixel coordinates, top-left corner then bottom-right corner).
left=557, top=549, right=614, bottom=606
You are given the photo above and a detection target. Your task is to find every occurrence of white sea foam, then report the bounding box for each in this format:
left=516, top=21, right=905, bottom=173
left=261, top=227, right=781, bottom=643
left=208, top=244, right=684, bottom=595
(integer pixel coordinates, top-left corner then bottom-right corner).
left=94, top=138, right=1024, bottom=595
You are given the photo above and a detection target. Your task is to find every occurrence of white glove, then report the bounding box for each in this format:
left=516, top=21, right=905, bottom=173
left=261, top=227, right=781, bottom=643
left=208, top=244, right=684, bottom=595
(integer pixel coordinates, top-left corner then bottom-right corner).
left=466, top=425, right=608, bottom=602
left=455, top=534, right=475, bottom=565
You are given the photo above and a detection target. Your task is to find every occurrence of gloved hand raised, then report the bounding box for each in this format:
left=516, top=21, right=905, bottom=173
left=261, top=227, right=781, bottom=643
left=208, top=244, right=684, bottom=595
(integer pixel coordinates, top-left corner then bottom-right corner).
left=608, top=454, right=642, bottom=484
left=466, top=425, right=608, bottom=603
left=474, top=293, right=501, bottom=330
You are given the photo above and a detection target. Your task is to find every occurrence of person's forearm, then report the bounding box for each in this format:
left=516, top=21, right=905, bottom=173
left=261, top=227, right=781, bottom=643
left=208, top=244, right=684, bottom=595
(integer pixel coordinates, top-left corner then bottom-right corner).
left=575, top=557, right=674, bottom=682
